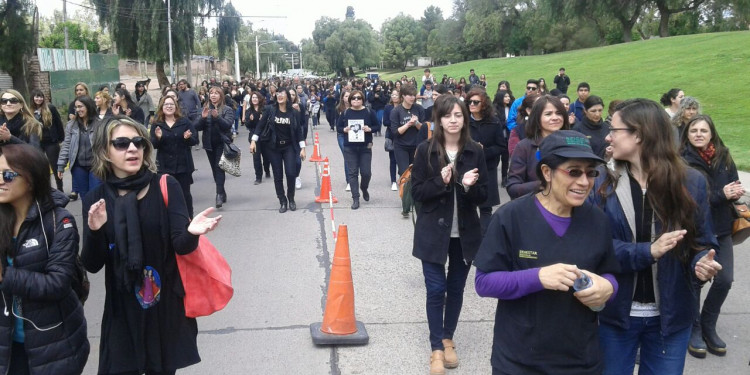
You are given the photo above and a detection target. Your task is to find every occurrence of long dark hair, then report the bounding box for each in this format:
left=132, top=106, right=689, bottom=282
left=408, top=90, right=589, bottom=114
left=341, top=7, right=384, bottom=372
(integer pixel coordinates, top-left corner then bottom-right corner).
left=0, top=144, right=54, bottom=257
left=114, top=88, right=137, bottom=110
left=75, top=96, right=97, bottom=126
left=30, top=89, right=53, bottom=128
left=426, top=95, right=473, bottom=173
left=601, top=98, right=699, bottom=263
left=525, top=96, right=571, bottom=140
left=681, top=114, right=734, bottom=171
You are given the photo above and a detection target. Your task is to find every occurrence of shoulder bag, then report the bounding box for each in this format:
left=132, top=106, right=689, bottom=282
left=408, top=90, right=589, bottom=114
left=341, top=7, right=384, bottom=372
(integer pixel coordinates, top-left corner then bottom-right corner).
left=732, top=201, right=750, bottom=244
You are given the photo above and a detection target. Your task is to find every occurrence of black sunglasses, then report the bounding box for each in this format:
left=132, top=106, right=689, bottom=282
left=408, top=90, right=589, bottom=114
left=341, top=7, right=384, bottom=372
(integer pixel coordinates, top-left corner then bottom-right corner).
left=110, top=136, right=147, bottom=151
left=0, top=98, right=21, bottom=105
left=468, top=100, right=482, bottom=106
left=2, top=170, right=20, bottom=183
left=351, top=96, right=363, bottom=100
left=557, top=168, right=600, bottom=178
left=526, top=86, right=538, bottom=91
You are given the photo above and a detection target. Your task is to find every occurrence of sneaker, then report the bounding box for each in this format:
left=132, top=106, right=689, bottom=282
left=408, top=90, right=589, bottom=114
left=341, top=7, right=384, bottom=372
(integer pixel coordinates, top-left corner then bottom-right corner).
left=391, top=182, right=398, bottom=191
left=295, top=177, right=302, bottom=189
left=67, top=192, right=79, bottom=201
left=345, top=183, right=351, bottom=191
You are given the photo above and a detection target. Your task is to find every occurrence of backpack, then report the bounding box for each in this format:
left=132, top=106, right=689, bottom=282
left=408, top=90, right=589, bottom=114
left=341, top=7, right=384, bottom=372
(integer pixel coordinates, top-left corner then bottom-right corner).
left=398, top=165, right=421, bottom=224
left=43, top=209, right=90, bottom=305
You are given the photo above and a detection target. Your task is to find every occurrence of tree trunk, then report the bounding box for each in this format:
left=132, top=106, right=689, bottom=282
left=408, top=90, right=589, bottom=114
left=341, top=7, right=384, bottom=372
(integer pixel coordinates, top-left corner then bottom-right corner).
left=620, top=20, right=634, bottom=42
left=658, top=9, right=672, bottom=37
left=156, top=60, right=170, bottom=89
left=347, top=66, right=354, bottom=77
left=186, top=58, right=193, bottom=86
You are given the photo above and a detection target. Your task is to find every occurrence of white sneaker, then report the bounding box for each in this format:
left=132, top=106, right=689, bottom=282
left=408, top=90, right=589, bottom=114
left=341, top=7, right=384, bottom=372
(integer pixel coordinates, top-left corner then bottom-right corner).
left=345, top=183, right=351, bottom=191
left=391, top=182, right=398, bottom=191
left=295, top=177, right=302, bottom=189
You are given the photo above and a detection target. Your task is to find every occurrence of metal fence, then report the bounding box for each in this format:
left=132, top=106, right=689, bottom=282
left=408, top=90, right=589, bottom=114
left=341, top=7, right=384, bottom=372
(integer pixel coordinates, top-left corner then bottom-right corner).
left=37, top=48, right=90, bottom=71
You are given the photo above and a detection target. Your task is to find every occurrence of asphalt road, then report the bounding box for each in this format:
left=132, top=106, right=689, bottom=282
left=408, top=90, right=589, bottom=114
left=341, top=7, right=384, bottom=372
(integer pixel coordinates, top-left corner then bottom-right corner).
left=66, top=117, right=750, bottom=374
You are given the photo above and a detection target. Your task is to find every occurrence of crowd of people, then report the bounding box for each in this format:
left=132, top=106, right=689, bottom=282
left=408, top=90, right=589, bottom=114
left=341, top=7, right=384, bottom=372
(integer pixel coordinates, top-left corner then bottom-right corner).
left=0, top=65, right=744, bottom=374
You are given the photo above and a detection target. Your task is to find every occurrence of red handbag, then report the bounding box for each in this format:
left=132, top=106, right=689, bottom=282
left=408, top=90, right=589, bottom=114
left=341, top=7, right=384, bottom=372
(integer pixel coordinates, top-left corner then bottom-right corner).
left=160, top=175, right=233, bottom=317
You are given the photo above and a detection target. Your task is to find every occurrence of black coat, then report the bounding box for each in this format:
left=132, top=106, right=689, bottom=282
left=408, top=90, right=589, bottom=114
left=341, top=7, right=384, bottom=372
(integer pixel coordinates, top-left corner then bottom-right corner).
left=151, top=117, right=200, bottom=175
left=194, top=105, right=234, bottom=151
left=469, top=115, right=506, bottom=207
left=682, top=146, right=740, bottom=236
left=367, top=90, right=388, bottom=111
left=38, top=104, right=65, bottom=144
left=411, top=140, right=489, bottom=264
left=0, top=190, right=89, bottom=375
left=0, top=114, right=41, bottom=148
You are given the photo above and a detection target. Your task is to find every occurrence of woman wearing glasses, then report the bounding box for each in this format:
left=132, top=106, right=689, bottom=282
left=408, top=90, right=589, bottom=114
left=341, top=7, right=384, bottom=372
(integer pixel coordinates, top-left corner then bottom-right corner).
left=195, top=86, right=235, bottom=208
left=30, top=90, right=66, bottom=192
left=150, top=96, right=199, bottom=218
left=0, top=143, right=90, bottom=374
left=466, top=88, right=505, bottom=233
left=336, top=90, right=379, bottom=209
left=57, top=96, right=101, bottom=201
left=250, top=89, right=306, bottom=213
left=0, top=90, right=42, bottom=148
left=591, top=99, right=721, bottom=374
left=81, top=117, right=221, bottom=375
left=475, top=130, right=620, bottom=375
left=506, top=96, right=569, bottom=200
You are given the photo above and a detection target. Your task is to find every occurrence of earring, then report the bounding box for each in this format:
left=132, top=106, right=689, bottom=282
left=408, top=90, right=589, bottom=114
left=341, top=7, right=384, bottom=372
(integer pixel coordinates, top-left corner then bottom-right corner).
left=541, top=181, right=551, bottom=197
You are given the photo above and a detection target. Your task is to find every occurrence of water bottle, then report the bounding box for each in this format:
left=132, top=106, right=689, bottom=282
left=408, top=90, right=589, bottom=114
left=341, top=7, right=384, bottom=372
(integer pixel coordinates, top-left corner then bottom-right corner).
left=573, top=273, right=604, bottom=312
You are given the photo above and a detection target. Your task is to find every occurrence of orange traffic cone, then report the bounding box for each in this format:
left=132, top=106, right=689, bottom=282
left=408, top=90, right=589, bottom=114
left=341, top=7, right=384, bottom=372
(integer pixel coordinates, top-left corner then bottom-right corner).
left=310, top=225, right=369, bottom=345
left=309, top=132, right=324, bottom=162
left=315, top=158, right=338, bottom=203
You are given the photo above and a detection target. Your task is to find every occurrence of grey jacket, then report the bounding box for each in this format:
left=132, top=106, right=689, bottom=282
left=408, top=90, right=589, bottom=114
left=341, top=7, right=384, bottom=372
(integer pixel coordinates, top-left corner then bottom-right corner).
left=57, top=119, right=95, bottom=171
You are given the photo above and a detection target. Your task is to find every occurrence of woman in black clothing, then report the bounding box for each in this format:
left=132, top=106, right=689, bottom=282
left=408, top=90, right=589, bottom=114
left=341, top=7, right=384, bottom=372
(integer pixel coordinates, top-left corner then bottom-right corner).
left=194, top=86, right=235, bottom=208
left=112, top=88, right=146, bottom=126
left=250, top=89, right=306, bottom=213
left=150, top=96, right=199, bottom=217
left=336, top=90, right=380, bottom=209
left=389, top=85, right=425, bottom=176
left=383, top=89, right=401, bottom=191
left=30, top=89, right=65, bottom=191
left=572, top=95, right=609, bottom=159
left=493, top=90, right=512, bottom=187
left=680, top=115, right=744, bottom=358
left=82, top=117, right=221, bottom=375
left=245, top=92, right=271, bottom=184
left=466, top=88, right=505, bottom=233
left=0, top=90, right=42, bottom=148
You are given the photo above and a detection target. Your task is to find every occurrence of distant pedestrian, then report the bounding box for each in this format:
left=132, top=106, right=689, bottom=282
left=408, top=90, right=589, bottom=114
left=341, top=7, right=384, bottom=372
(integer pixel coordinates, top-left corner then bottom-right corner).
left=112, top=88, right=146, bottom=126
left=572, top=95, right=609, bottom=159
left=134, top=82, right=154, bottom=125
left=57, top=96, right=101, bottom=200
left=660, top=88, right=684, bottom=118
left=553, top=67, right=570, bottom=93
left=244, top=92, right=271, bottom=185
left=30, top=89, right=65, bottom=191
left=336, top=90, right=379, bottom=209
left=569, top=82, right=590, bottom=123
left=389, top=85, right=425, bottom=177
left=67, top=82, right=90, bottom=121
left=194, top=86, right=235, bottom=208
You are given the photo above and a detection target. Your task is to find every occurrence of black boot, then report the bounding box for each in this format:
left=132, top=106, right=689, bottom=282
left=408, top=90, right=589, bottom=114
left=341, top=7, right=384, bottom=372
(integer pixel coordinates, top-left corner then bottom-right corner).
left=702, top=313, right=727, bottom=356
left=279, top=198, right=288, bottom=213
left=215, top=194, right=223, bottom=208
left=688, top=324, right=707, bottom=358
left=221, top=193, right=227, bottom=203
left=351, top=198, right=360, bottom=210
left=289, top=200, right=297, bottom=211
left=362, top=189, right=370, bottom=202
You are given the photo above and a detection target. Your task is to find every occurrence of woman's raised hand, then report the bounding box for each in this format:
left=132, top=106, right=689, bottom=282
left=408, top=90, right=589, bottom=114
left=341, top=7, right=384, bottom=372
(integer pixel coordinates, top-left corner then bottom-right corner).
left=462, top=168, right=479, bottom=187
left=650, top=229, right=686, bottom=260
left=154, top=126, right=163, bottom=140
left=695, top=249, right=722, bottom=282
left=539, top=263, right=580, bottom=292
left=441, top=165, right=453, bottom=185
left=88, top=199, right=108, bottom=231
left=188, top=207, right=222, bottom=236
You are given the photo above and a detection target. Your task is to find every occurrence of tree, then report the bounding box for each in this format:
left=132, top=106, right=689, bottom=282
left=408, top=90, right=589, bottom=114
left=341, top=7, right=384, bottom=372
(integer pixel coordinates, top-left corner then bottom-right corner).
left=39, top=21, right=101, bottom=52
left=216, top=3, right=241, bottom=59
left=311, top=14, right=379, bottom=77
left=463, top=0, right=520, bottom=58
left=300, top=38, right=330, bottom=75
left=381, top=14, right=423, bottom=71
left=426, top=19, right=465, bottom=64
left=654, top=0, right=706, bottom=37
left=0, top=0, right=35, bottom=95
left=92, top=0, right=226, bottom=87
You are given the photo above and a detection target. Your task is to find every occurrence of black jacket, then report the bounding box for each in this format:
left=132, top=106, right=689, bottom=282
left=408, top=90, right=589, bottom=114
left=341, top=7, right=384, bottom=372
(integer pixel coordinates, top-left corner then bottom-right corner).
left=367, top=90, right=388, bottom=111
left=572, top=117, right=610, bottom=159
left=411, top=140, right=489, bottom=264
left=682, top=146, right=740, bottom=236
left=469, top=115, right=506, bottom=207
left=0, top=190, right=89, bottom=375
left=254, top=106, right=304, bottom=153
left=151, top=117, right=200, bottom=175
left=194, top=105, right=234, bottom=151
left=37, top=104, right=65, bottom=144
left=0, top=114, right=41, bottom=148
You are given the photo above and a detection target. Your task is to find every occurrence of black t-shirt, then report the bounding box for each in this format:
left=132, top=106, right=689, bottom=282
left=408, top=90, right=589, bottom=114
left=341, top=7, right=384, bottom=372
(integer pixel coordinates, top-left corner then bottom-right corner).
left=474, top=194, right=620, bottom=374
left=389, top=104, right=425, bottom=148
left=273, top=110, right=293, bottom=143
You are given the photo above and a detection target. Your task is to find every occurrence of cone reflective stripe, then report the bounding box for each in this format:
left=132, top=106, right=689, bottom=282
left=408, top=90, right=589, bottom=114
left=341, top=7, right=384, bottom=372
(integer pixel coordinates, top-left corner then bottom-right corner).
left=320, top=225, right=356, bottom=334
left=310, top=225, right=369, bottom=345
left=309, top=132, right=324, bottom=162
left=315, top=158, right=338, bottom=203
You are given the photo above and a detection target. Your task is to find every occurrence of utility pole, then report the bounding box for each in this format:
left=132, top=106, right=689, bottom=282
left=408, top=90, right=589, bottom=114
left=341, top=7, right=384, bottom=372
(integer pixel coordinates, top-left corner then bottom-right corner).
left=167, top=0, right=175, bottom=83
left=255, top=35, right=260, bottom=80
left=63, top=0, right=69, bottom=49
left=234, top=40, right=240, bottom=82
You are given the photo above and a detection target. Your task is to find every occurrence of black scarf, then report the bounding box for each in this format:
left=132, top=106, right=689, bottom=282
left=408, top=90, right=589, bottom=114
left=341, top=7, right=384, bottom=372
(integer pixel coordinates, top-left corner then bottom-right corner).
left=103, top=168, right=154, bottom=292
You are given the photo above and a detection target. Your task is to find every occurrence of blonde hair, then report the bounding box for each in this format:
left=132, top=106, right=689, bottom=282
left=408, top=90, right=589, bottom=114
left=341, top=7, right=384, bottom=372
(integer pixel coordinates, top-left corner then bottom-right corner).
left=91, top=116, right=156, bottom=180
left=95, top=91, right=112, bottom=110
left=1, top=89, right=42, bottom=138
left=205, top=86, right=226, bottom=111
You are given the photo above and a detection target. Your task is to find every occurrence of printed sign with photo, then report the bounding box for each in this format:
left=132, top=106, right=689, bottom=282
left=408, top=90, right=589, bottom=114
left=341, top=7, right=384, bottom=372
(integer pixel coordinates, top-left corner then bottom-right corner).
left=348, top=119, right=365, bottom=143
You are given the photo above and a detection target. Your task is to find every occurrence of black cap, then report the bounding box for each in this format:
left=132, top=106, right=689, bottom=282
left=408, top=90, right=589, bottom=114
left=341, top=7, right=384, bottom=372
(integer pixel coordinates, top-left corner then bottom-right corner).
left=539, top=130, right=604, bottom=163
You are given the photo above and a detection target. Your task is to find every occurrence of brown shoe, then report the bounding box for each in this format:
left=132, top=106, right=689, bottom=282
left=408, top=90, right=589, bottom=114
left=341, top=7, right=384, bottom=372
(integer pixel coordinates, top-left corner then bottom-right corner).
left=430, top=350, right=445, bottom=375
left=442, top=339, right=459, bottom=368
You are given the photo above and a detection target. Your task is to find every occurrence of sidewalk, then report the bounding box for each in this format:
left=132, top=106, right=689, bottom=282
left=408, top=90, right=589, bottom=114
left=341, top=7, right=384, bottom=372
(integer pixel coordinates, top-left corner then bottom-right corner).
left=739, top=171, right=750, bottom=199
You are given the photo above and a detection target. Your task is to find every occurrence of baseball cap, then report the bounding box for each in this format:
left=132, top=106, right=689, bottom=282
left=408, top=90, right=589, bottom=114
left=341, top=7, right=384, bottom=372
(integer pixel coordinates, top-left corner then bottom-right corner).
left=539, top=130, right=604, bottom=163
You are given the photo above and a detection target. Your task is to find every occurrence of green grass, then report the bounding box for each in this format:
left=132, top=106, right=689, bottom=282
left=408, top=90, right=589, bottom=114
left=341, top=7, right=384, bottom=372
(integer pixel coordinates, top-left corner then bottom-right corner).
left=379, top=31, right=750, bottom=169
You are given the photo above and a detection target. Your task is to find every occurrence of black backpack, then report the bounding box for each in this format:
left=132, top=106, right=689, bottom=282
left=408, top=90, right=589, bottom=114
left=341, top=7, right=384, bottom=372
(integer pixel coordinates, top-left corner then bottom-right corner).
left=42, top=208, right=90, bottom=305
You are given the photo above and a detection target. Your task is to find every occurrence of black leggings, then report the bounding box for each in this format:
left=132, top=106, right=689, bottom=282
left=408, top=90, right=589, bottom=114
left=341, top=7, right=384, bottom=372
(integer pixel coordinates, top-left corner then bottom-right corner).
left=43, top=142, right=63, bottom=191
left=268, top=144, right=297, bottom=201
left=393, top=145, right=416, bottom=177
left=205, top=147, right=226, bottom=195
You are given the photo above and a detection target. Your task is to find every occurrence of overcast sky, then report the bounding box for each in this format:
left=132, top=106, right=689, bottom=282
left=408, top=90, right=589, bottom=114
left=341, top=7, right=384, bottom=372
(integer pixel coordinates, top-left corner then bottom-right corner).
left=34, top=0, right=456, bottom=44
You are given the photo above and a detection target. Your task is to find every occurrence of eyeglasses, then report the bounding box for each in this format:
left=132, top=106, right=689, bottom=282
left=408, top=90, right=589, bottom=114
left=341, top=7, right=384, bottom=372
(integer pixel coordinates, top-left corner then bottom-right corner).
left=526, top=86, right=538, bottom=91
left=351, top=96, right=363, bottom=100
left=609, top=127, right=633, bottom=136
left=2, top=170, right=20, bottom=183
left=557, top=168, right=600, bottom=179
left=468, top=100, right=481, bottom=106
left=110, top=136, right=147, bottom=151
left=163, top=103, right=176, bottom=107
left=0, top=98, right=20, bottom=105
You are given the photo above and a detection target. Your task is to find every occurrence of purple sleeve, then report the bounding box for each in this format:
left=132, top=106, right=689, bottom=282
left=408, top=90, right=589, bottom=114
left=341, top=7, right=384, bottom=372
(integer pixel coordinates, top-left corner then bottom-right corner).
left=601, top=273, right=619, bottom=303
left=475, top=268, right=545, bottom=300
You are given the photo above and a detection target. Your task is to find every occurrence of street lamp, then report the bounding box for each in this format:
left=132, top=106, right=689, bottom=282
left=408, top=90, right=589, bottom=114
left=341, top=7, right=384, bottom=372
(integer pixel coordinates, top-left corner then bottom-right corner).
left=255, top=36, right=283, bottom=79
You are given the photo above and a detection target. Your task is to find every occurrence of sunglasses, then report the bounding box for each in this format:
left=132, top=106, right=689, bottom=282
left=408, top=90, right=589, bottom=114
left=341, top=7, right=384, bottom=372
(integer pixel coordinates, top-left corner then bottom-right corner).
left=2, top=170, right=20, bottom=183
left=0, top=98, right=21, bottom=105
left=110, top=136, right=147, bottom=151
left=526, top=86, right=538, bottom=91
left=351, top=96, right=363, bottom=100
left=557, top=168, right=600, bottom=179
left=468, top=100, right=482, bottom=106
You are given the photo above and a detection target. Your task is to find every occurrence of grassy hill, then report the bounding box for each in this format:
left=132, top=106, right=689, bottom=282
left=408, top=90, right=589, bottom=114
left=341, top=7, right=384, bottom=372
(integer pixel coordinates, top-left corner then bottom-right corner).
left=379, top=31, right=750, bottom=169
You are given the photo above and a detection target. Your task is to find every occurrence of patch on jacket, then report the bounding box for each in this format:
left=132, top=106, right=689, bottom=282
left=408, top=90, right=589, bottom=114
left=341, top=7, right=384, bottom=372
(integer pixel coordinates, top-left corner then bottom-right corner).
left=518, top=250, right=538, bottom=259
left=62, top=217, right=73, bottom=229
left=22, top=238, right=39, bottom=249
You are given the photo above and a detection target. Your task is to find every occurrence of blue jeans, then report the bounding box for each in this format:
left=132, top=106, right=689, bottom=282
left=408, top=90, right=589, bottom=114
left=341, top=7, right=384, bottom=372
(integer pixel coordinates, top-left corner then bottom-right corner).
left=599, top=317, right=691, bottom=375
left=375, top=109, right=384, bottom=134
left=71, top=163, right=100, bottom=198
left=336, top=134, right=348, bottom=181
left=388, top=150, right=397, bottom=183
left=421, top=238, right=471, bottom=350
